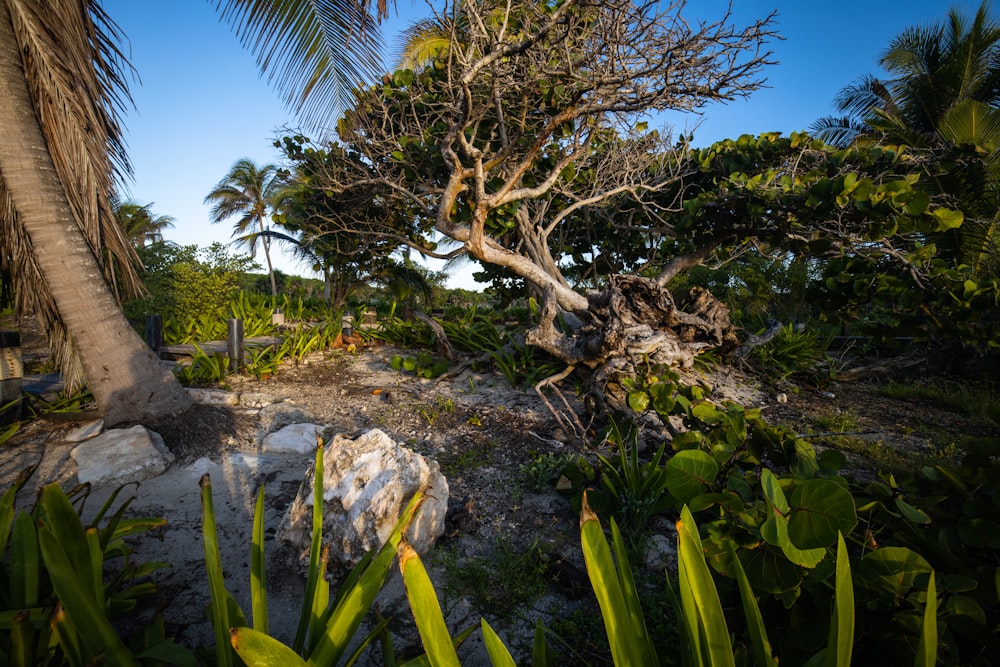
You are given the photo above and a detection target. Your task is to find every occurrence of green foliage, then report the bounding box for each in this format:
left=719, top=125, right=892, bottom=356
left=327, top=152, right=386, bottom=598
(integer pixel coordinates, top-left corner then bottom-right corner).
left=439, top=538, right=552, bottom=623
left=750, top=324, right=835, bottom=382
left=23, top=387, right=95, bottom=418
left=172, top=345, right=230, bottom=386
left=590, top=419, right=673, bottom=559
left=0, top=469, right=192, bottom=666
left=852, top=457, right=1000, bottom=664
left=520, top=452, right=576, bottom=492
left=200, top=445, right=424, bottom=666
left=126, top=243, right=258, bottom=334
left=389, top=352, right=449, bottom=379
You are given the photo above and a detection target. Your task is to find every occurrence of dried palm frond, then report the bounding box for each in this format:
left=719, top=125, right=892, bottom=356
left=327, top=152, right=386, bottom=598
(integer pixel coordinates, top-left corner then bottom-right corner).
left=1, top=0, right=140, bottom=389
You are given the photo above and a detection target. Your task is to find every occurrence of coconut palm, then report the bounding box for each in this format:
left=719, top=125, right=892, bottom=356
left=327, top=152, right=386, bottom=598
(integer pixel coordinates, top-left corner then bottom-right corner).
left=812, top=1, right=1000, bottom=275
left=114, top=198, right=175, bottom=248
left=205, top=159, right=287, bottom=297
left=0, top=0, right=387, bottom=424
left=812, top=3, right=1000, bottom=149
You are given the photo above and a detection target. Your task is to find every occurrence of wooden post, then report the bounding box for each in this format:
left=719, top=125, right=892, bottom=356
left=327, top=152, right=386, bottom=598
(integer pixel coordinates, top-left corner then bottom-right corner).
left=145, top=314, right=163, bottom=352
left=0, top=331, right=22, bottom=424
left=227, top=318, right=244, bottom=374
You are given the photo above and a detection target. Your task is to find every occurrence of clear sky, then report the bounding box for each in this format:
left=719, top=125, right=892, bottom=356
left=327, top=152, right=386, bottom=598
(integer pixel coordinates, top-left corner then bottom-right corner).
left=101, top=0, right=961, bottom=289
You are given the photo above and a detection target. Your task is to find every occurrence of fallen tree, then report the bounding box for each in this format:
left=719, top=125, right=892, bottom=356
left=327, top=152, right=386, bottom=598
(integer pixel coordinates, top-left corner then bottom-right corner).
left=278, top=0, right=971, bottom=426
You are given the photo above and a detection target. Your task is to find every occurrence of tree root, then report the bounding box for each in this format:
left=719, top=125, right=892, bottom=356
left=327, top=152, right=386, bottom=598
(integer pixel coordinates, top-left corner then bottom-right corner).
left=534, top=364, right=591, bottom=444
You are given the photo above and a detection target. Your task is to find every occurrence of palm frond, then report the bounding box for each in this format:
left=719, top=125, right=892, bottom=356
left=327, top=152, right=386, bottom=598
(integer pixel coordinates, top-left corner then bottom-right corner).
left=939, top=98, right=1000, bottom=150
left=393, top=17, right=452, bottom=71
left=214, top=0, right=387, bottom=134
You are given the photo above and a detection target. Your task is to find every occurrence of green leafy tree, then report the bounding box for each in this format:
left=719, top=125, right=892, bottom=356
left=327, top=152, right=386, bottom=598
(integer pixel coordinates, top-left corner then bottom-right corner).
left=0, top=0, right=390, bottom=424
left=128, top=242, right=258, bottom=327
left=282, top=0, right=780, bottom=386
left=269, top=143, right=414, bottom=308
left=812, top=1, right=1000, bottom=278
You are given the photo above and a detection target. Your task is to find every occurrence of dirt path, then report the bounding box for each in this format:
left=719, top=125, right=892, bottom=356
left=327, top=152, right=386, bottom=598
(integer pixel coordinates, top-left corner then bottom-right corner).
left=1, top=343, right=994, bottom=662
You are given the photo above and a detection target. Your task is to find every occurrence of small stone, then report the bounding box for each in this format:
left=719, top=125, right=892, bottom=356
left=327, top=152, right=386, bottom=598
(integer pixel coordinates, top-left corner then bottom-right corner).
left=776, top=393, right=787, bottom=404
left=645, top=533, right=676, bottom=570
left=555, top=475, right=573, bottom=492
left=72, top=426, right=174, bottom=487
left=65, top=419, right=104, bottom=443
left=261, top=423, right=324, bottom=455
left=187, top=388, right=239, bottom=406
left=240, top=392, right=277, bottom=409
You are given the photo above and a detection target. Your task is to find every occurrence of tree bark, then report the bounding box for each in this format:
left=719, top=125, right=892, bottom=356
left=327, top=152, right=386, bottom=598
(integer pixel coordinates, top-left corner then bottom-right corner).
left=0, top=4, right=191, bottom=426
left=525, top=276, right=739, bottom=414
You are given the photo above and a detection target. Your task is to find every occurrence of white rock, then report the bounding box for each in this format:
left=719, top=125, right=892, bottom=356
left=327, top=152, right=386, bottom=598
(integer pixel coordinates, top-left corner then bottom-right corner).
left=240, top=393, right=277, bottom=409
left=187, top=388, right=239, bottom=406
left=65, top=419, right=104, bottom=443
left=72, top=425, right=174, bottom=488
left=261, top=423, right=324, bottom=455
left=645, top=533, right=677, bottom=570
left=776, top=392, right=788, bottom=404
left=279, top=428, right=449, bottom=567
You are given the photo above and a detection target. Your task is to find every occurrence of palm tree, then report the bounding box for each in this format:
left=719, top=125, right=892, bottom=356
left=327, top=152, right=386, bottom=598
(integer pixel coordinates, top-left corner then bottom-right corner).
left=812, top=1, right=1000, bottom=276
left=113, top=198, right=175, bottom=247
left=813, top=2, right=1000, bottom=149
left=205, top=159, right=287, bottom=297
left=0, top=0, right=387, bottom=425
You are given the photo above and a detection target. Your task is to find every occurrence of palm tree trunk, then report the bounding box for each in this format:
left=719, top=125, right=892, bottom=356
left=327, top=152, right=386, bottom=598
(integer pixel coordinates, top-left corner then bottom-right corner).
left=0, top=5, right=191, bottom=426
left=258, top=216, right=278, bottom=297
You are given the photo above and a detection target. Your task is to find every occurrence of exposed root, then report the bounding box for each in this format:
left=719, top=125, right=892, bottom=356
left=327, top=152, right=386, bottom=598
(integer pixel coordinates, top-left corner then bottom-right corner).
left=534, top=364, right=590, bottom=443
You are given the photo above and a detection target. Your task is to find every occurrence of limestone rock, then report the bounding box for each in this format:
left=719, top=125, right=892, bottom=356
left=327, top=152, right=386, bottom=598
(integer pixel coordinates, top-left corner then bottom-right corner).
left=65, top=419, right=104, bottom=443
left=279, top=428, right=448, bottom=567
left=261, top=423, right=324, bottom=455
left=240, top=392, right=277, bottom=409
left=256, top=403, right=317, bottom=445
left=187, top=388, right=239, bottom=406
left=644, top=533, right=676, bottom=570
left=72, top=425, right=174, bottom=488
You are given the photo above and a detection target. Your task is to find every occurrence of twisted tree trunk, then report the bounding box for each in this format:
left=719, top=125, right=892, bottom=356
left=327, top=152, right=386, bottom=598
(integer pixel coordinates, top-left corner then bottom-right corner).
left=526, top=276, right=739, bottom=416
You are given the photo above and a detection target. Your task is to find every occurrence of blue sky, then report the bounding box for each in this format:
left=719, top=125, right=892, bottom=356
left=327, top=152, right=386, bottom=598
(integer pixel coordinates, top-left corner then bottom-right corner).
left=101, top=0, right=960, bottom=289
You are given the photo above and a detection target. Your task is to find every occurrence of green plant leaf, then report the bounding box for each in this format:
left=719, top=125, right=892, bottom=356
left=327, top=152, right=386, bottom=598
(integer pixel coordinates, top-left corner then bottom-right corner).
left=400, top=542, right=461, bottom=667
left=627, top=391, right=650, bottom=412
left=664, top=450, right=719, bottom=502
left=894, top=497, right=931, bottom=525
left=38, top=522, right=139, bottom=667
left=308, top=493, right=422, bottom=666
left=676, top=505, right=736, bottom=667
left=825, top=533, right=854, bottom=667
left=10, top=511, right=39, bottom=609
left=251, top=486, right=268, bottom=634
left=787, top=479, right=858, bottom=549
left=481, top=619, right=517, bottom=667
left=200, top=474, right=233, bottom=667
left=580, top=493, right=659, bottom=666
left=729, top=546, right=777, bottom=667
left=230, top=627, right=309, bottom=666
left=859, top=547, right=932, bottom=604
left=915, top=572, right=937, bottom=667
left=932, top=208, right=964, bottom=231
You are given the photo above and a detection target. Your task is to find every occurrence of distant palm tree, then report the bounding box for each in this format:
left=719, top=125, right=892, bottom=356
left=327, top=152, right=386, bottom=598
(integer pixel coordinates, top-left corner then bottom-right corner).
left=0, top=0, right=389, bottom=424
left=113, top=198, right=175, bottom=248
left=812, top=1, right=1000, bottom=275
left=205, top=159, right=287, bottom=297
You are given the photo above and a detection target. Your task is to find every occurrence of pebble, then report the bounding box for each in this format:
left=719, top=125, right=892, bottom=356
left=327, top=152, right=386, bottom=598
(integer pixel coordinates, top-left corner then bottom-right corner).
left=776, top=393, right=787, bottom=404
